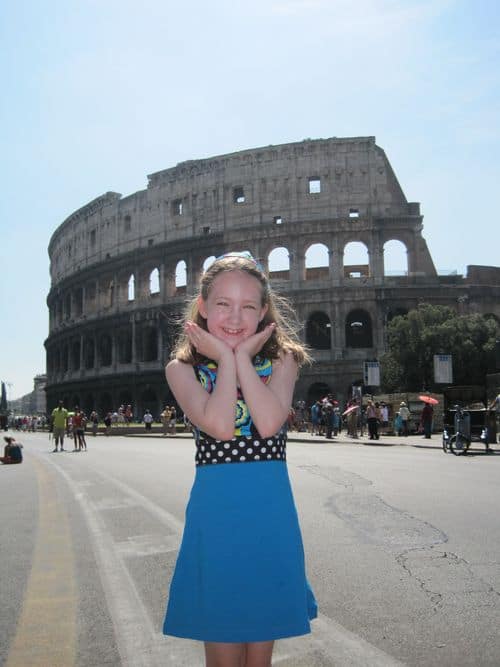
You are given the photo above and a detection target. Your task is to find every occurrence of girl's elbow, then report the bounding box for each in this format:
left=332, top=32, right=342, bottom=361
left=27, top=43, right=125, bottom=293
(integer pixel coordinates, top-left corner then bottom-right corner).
left=204, top=421, right=234, bottom=441
left=256, top=419, right=282, bottom=439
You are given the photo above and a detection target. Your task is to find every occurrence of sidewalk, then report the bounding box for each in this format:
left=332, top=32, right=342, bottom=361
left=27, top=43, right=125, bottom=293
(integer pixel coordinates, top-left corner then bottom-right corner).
left=125, top=427, right=445, bottom=450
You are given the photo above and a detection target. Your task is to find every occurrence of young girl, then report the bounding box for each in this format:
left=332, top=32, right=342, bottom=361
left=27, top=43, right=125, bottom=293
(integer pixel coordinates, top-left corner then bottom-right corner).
left=163, top=252, right=317, bottom=667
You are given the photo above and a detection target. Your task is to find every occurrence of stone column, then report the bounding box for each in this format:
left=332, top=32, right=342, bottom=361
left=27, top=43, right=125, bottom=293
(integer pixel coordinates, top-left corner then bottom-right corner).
left=79, top=334, right=84, bottom=372
left=131, top=317, right=137, bottom=364
left=331, top=246, right=343, bottom=285
left=369, top=238, right=384, bottom=285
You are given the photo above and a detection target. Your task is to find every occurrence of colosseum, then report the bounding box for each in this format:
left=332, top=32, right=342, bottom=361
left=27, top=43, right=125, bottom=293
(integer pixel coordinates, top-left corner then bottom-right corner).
left=45, top=136, right=500, bottom=417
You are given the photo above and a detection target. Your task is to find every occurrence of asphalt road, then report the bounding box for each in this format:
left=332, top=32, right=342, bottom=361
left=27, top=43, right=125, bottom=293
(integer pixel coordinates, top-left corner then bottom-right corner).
left=1, top=430, right=499, bottom=667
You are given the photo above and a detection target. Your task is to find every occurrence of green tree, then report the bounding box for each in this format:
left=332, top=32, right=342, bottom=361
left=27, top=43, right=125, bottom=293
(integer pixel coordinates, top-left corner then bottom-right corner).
left=381, top=304, right=498, bottom=392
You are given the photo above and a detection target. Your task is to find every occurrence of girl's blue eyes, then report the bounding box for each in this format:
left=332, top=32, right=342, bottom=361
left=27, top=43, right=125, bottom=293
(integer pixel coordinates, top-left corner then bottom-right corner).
left=215, top=302, right=256, bottom=310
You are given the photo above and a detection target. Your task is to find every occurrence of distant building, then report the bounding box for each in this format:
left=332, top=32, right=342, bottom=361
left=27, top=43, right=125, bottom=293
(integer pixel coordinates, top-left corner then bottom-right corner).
left=10, top=374, right=47, bottom=415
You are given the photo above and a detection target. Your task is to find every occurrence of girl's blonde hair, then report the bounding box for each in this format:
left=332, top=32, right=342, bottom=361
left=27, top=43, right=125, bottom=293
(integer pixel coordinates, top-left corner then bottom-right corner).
left=172, top=254, right=311, bottom=366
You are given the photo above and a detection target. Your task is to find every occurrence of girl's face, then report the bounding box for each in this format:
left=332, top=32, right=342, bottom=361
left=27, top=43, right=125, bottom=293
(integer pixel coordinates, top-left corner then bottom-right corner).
left=198, top=270, right=268, bottom=349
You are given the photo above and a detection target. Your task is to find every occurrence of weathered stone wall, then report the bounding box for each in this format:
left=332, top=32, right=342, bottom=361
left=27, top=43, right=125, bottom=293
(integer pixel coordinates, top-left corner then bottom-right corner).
left=45, top=137, right=500, bottom=417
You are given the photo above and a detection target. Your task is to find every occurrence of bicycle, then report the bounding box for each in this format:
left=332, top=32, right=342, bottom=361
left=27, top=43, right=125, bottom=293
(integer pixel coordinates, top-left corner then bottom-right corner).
left=442, top=405, right=471, bottom=456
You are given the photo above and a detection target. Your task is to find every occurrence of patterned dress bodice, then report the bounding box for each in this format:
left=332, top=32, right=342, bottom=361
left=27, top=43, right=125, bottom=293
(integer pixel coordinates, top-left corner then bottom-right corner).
left=193, top=356, right=286, bottom=466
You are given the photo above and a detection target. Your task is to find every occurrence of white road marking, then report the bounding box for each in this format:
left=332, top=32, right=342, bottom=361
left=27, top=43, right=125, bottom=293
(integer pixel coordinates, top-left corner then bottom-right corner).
left=39, top=450, right=406, bottom=666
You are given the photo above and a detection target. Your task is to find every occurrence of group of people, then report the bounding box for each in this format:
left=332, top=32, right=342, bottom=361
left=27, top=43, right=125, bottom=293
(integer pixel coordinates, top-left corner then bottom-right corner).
left=286, top=397, right=436, bottom=441
left=160, top=405, right=177, bottom=435
left=50, top=401, right=88, bottom=452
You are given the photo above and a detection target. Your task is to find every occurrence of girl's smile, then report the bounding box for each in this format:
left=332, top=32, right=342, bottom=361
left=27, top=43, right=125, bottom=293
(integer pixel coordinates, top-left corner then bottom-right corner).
left=198, top=270, right=267, bottom=349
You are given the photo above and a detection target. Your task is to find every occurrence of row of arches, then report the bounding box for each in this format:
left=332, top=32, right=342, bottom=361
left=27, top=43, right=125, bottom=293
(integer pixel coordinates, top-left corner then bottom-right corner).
left=47, top=324, right=165, bottom=376
left=49, top=240, right=410, bottom=329
left=47, top=307, right=380, bottom=384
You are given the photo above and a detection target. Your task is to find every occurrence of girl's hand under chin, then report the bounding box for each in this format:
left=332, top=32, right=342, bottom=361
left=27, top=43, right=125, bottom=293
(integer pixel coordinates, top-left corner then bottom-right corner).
left=234, top=323, right=276, bottom=359
left=184, top=321, right=232, bottom=362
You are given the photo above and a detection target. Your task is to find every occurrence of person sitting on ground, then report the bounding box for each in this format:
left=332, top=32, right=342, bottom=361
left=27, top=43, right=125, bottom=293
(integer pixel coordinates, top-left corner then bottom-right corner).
left=1, top=436, right=23, bottom=464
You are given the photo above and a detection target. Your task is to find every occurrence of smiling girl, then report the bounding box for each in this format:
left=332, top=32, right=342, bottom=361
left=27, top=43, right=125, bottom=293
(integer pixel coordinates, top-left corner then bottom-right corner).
left=163, top=252, right=317, bottom=667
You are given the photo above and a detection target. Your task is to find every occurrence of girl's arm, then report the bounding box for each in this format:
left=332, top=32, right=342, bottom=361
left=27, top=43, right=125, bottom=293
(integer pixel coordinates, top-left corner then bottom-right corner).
left=235, top=349, right=298, bottom=438
left=166, top=322, right=238, bottom=440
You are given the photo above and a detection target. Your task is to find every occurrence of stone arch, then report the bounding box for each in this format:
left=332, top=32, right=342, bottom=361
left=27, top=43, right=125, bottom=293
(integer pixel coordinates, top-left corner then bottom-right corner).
left=175, top=260, right=187, bottom=293
left=99, top=333, right=113, bottom=366
left=387, top=307, right=408, bottom=322
left=268, top=246, right=290, bottom=280
left=307, top=382, right=332, bottom=405
left=71, top=340, right=81, bottom=370
left=64, top=293, right=71, bottom=319
left=118, top=329, right=132, bottom=363
left=306, top=311, right=332, bottom=349
left=83, top=394, right=94, bottom=416
left=62, top=344, right=69, bottom=372
left=141, top=388, right=157, bottom=416
left=98, top=392, right=113, bottom=416
left=345, top=309, right=373, bottom=348
left=305, top=243, right=329, bottom=281
left=149, top=267, right=160, bottom=294
left=128, top=274, right=135, bottom=301
left=142, top=327, right=158, bottom=362
left=203, top=255, right=216, bottom=272
left=343, top=242, right=369, bottom=278
left=383, top=240, right=408, bottom=275
left=84, top=338, right=95, bottom=369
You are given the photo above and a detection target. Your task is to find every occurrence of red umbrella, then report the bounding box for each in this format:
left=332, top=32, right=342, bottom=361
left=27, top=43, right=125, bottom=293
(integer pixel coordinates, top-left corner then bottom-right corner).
left=419, top=395, right=439, bottom=405
left=342, top=405, right=359, bottom=416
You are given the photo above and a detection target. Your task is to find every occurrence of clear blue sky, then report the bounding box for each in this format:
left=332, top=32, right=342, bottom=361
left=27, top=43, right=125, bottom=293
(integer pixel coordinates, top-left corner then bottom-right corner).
left=1, top=0, right=499, bottom=399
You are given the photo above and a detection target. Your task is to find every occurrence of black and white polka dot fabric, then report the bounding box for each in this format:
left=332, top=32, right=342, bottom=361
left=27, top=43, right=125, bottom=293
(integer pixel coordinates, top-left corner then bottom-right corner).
left=195, top=433, right=286, bottom=466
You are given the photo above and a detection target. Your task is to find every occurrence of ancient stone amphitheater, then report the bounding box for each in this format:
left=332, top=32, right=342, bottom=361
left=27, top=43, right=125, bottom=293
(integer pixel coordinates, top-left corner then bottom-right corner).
left=45, top=136, right=500, bottom=417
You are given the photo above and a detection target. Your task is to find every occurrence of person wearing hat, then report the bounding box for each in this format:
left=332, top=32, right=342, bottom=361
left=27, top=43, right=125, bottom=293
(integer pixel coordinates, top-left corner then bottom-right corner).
left=0, top=436, right=23, bottom=464
left=398, top=402, right=411, bottom=436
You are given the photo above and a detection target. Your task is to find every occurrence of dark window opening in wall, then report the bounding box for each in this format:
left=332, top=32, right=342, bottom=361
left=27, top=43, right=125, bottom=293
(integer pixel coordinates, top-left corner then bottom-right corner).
left=90, top=229, right=96, bottom=245
left=143, top=328, right=158, bottom=362
left=148, top=239, right=154, bottom=246
left=62, top=346, right=69, bottom=372
left=387, top=308, right=408, bottom=322
left=124, top=215, right=132, bottom=231
left=308, top=178, right=321, bottom=194
left=100, top=335, right=112, bottom=366
left=106, top=253, right=111, bottom=259
left=273, top=216, right=283, bottom=225
left=172, top=199, right=183, bottom=215
left=74, top=289, right=83, bottom=317
left=98, top=393, right=113, bottom=417
left=86, top=283, right=96, bottom=302
left=71, top=341, right=81, bottom=370
left=202, top=226, right=210, bottom=234
left=118, top=332, right=132, bottom=363
left=346, top=310, right=373, bottom=348
left=84, top=340, right=95, bottom=369
left=349, top=208, right=359, bottom=218
left=64, top=294, right=71, bottom=320
left=306, top=312, right=332, bottom=350
left=233, top=187, right=245, bottom=204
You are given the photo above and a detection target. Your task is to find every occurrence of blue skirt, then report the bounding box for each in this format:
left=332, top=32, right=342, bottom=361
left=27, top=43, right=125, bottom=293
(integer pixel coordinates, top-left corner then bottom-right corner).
left=163, top=461, right=317, bottom=643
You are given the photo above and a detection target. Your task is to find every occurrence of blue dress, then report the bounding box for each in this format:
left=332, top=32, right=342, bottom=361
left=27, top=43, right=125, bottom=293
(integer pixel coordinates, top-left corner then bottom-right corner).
left=163, top=357, right=317, bottom=643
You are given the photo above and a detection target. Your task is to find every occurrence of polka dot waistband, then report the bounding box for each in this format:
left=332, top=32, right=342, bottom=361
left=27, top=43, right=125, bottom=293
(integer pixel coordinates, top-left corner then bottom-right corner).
left=195, top=434, right=286, bottom=466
